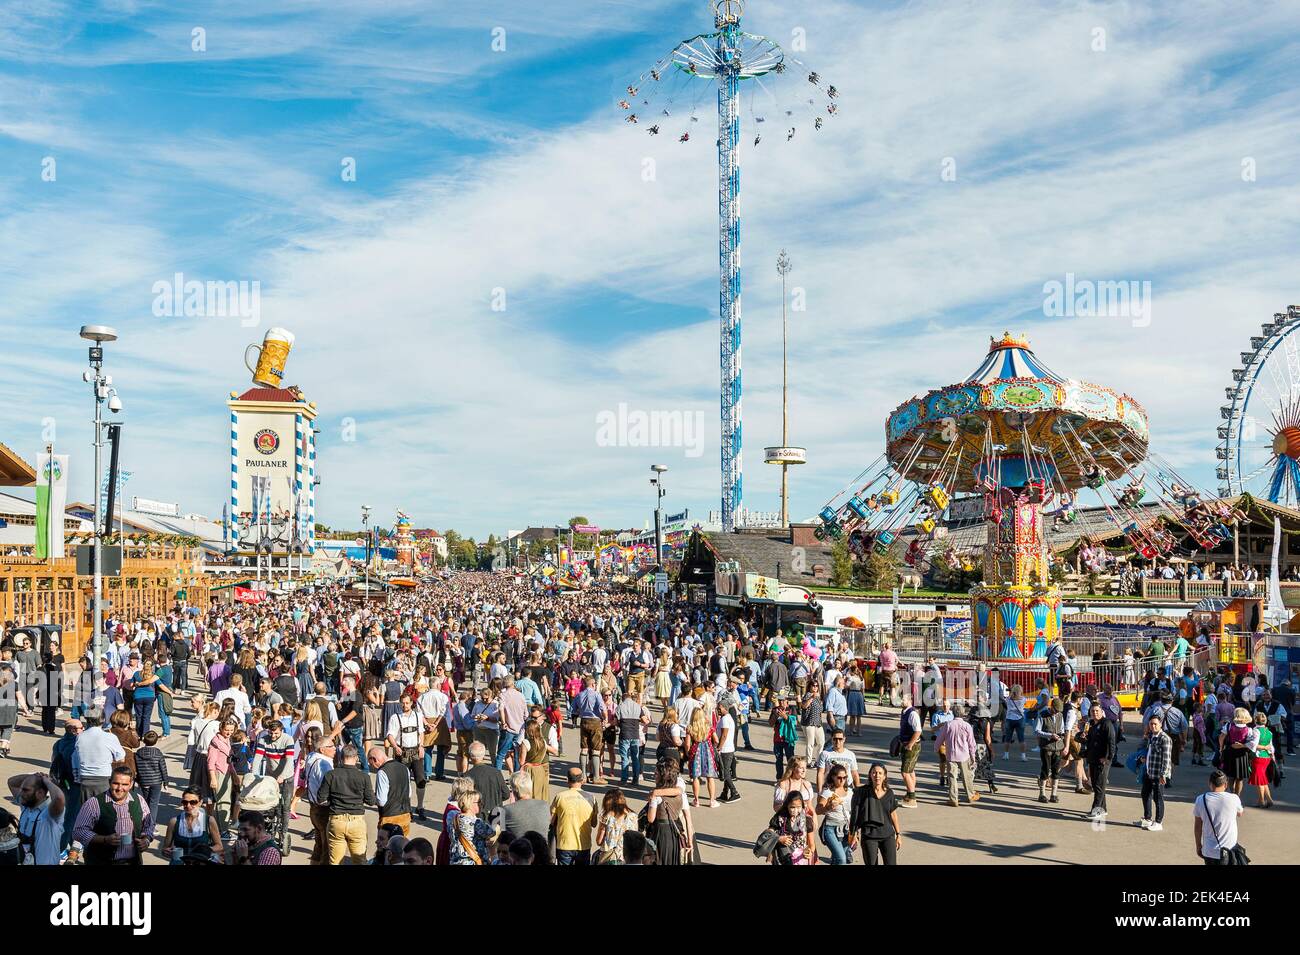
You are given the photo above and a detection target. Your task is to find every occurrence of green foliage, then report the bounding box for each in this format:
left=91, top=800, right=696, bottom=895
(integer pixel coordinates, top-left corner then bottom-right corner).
left=855, top=548, right=902, bottom=591
left=830, top=537, right=853, bottom=587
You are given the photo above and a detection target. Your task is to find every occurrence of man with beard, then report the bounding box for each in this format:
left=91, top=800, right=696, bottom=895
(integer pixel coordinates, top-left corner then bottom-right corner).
left=6, top=771, right=66, bottom=865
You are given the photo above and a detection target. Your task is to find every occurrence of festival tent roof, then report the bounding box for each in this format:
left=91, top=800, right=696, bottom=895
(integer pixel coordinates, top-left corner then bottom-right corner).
left=0, top=442, right=35, bottom=486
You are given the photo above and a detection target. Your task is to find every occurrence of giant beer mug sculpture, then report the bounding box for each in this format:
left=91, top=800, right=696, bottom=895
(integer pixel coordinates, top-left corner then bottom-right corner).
left=245, top=327, right=295, bottom=388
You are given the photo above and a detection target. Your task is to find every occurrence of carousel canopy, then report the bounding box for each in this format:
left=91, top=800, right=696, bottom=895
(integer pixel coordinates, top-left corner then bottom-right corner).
left=884, top=332, right=1149, bottom=493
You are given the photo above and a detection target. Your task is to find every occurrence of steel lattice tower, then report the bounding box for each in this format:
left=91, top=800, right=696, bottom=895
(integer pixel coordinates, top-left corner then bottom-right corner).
left=716, top=4, right=743, bottom=532
left=629, top=0, right=832, bottom=532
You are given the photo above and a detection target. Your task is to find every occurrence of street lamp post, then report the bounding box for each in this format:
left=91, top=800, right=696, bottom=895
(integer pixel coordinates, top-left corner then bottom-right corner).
left=651, top=465, right=668, bottom=567
left=80, top=325, right=120, bottom=667
left=776, top=250, right=791, bottom=526
left=764, top=250, right=806, bottom=527
left=361, top=505, right=372, bottom=594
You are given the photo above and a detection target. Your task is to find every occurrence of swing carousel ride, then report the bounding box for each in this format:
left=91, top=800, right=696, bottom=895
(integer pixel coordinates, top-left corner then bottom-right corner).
left=815, top=332, right=1241, bottom=662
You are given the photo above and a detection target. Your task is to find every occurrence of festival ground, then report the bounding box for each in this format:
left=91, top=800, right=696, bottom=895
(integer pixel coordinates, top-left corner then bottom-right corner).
left=6, top=671, right=1295, bottom=866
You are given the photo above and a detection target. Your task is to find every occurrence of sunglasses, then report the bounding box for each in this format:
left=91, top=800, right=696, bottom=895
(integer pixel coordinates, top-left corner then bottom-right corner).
left=182, top=799, right=200, bottom=806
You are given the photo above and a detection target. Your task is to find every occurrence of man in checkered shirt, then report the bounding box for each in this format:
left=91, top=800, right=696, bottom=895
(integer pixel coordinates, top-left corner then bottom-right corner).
left=1138, top=715, right=1173, bottom=832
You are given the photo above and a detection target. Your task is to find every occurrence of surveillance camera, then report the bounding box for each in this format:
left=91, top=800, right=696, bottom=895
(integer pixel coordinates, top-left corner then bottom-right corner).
left=108, top=394, right=123, bottom=413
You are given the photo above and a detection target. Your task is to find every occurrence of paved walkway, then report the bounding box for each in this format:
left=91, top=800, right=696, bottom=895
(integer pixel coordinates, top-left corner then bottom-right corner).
left=6, top=686, right=1295, bottom=865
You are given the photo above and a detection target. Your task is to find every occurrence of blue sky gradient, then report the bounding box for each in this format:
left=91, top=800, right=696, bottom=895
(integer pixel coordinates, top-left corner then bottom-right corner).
left=3, top=1, right=1300, bottom=535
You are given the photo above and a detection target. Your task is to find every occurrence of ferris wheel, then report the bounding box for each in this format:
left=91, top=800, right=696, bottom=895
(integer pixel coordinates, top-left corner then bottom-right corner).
left=1218, top=306, right=1300, bottom=504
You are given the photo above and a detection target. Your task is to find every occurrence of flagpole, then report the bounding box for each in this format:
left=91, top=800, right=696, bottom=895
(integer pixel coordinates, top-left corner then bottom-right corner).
left=45, top=442, right=54, bottom=565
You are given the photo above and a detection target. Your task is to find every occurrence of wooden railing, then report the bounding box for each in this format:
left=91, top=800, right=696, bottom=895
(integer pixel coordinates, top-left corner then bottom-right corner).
left=0, top=548, right=212, bottom=659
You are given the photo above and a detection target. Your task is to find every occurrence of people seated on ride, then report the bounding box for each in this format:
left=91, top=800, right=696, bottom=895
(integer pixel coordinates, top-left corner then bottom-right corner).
left=847, top=530, right=868, bottom=558
left=873, top=530, right=895, bottom=554
left=1118, top=476, right=1146, bottom=508
left=847, top=495, right=870, bottom=519
left=1083, top=467, right=1105, bottom=489
left=904, top=540, right=926, bottom=566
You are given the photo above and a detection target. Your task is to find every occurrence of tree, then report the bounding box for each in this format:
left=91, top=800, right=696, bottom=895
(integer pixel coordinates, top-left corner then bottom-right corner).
left=856, top=548, right=902, bottom=591
left=830, top=537, right=853, bottom=587
left=567, top=516, right=596, bottom=553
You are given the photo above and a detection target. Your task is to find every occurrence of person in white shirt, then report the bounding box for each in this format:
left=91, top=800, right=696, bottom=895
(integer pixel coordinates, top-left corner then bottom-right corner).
left=214, top=674, right=252, bottom=727
left=417, top=683, right=452, bottom=781
left=8, top=772, right=66, bottom=866
left=1193, top=770, right=1244, bottom=864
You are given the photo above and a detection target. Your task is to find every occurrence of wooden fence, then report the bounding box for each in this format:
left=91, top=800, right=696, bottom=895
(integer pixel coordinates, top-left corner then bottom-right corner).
left=0, top=547, right=213, bottom=659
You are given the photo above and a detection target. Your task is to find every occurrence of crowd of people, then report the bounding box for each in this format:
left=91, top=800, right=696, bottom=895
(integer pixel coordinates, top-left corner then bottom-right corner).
left=0, top=570, right=1291, bottom=866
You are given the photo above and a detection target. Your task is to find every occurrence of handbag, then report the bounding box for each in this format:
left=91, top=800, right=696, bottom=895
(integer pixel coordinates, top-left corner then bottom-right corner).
left=889, top=737, right=902, bottom=758
left=1222, top=844, right=1251, bottom=865
left=753, top=827, right=780, bottom=858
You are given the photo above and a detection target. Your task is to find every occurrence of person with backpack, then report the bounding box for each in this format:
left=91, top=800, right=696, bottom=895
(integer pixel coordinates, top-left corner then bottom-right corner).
left=1036, top=697, right=1066, bottom=804
left=1143, top=690, right=1188, bottom=771
left=896, top=693, right=922, bottom=808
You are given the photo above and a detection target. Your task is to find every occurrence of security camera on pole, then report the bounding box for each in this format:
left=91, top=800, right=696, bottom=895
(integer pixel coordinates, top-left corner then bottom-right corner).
left=80, top=325, right=122, bottom=667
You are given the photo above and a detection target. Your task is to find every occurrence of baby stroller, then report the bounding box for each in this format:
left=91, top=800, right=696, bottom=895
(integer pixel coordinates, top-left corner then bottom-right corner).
left=239, top=775, right=292, bottom=855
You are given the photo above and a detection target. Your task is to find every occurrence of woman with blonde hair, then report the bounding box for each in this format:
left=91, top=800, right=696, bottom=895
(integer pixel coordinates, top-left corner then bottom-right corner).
left=436, top=776, right=477, bottom=865
left=654, top=650, right=673, bottom=709
left=686, top=706, right=719, bottom=808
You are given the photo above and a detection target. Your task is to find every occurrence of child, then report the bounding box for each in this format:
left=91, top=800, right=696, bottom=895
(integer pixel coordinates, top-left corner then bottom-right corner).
left=564, top=673, right=584, bottom=726
left=1190, top=702, right=1208, bottom=765
left=134, top=731, right=168, bottom=823
left=545, top=701, right=565, bottom=757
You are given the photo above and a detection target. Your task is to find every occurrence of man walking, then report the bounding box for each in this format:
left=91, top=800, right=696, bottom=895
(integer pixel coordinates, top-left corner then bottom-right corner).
left=935, top=705, right=980, bottom=807
left=1193, top=770, right=1245, bottom=864
left=616, top=691, right=651, bottom=786
left=304, top=736, right=335, bottom=864
left=319, top=744, right=374, bottom=865
left=71, top=767, right=154, bottom=865
left=550, top=766, right=596, bottom=865
left=1084, top=702, right=1117, bottom=820
left=72, top=714, right=124, bottom=802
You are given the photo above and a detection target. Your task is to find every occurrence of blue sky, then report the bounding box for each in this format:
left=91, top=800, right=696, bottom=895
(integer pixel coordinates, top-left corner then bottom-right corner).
left=3, top=0, right=1300, bottom=537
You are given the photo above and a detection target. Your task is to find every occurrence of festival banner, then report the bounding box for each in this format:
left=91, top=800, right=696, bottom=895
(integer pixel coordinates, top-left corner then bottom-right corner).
left=35, top=453, right=69, bottom=559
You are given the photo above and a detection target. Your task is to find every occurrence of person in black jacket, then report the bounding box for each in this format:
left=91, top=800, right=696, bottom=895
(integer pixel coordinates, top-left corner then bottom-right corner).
left=1084, top=703, right=1117, bottom=820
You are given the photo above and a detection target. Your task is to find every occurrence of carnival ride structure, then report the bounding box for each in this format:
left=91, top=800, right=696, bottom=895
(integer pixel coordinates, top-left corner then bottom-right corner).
left=621, top=0, right=839, bottom=532
left=1217, top=306, right=1300, bottom=505
left=816, top=333, right=1237, bottom=662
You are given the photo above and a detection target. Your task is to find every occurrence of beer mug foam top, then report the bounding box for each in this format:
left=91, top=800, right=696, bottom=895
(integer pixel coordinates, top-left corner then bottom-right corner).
left=245, top=327, right=295, bottom=388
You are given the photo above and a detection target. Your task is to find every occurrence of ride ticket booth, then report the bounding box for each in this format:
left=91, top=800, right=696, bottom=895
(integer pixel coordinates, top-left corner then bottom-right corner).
left=1191, top=595, right=1263, bottom=671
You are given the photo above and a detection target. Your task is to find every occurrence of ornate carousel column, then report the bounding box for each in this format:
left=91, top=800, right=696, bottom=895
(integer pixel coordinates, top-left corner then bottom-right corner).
left=970, top=486, right=1059, bottom=661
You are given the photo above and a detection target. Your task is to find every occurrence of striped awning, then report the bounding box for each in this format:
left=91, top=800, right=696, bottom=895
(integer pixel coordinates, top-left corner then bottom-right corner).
left=966, top=332, right=1062, bottom=384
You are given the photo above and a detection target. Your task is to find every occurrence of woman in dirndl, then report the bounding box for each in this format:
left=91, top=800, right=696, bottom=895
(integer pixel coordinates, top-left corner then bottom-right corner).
left=1248, top=711, right=1276, bottom=808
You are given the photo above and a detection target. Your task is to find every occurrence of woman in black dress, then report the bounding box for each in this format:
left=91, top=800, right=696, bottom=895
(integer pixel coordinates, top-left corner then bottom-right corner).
left=645, top=757, right=693, bottom=865
left=848, top=762, right=902, bottom=865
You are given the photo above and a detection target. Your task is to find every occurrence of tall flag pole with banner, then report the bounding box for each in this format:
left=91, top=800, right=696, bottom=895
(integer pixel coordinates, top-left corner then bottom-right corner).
left=35, top=450, right=69, bottom=559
